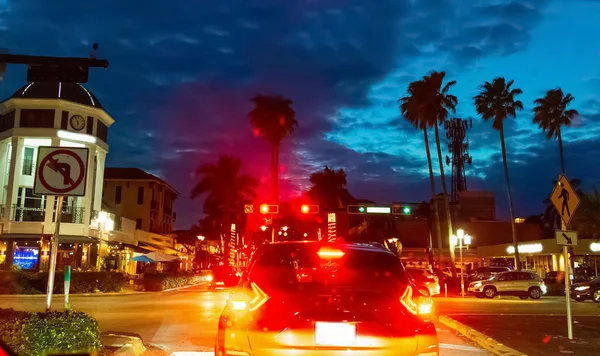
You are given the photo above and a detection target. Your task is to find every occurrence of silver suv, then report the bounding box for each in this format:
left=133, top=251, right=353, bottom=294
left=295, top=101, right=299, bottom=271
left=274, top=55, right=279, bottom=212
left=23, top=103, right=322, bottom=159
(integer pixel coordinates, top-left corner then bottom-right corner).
left=468, top=271, right=547, bottom=300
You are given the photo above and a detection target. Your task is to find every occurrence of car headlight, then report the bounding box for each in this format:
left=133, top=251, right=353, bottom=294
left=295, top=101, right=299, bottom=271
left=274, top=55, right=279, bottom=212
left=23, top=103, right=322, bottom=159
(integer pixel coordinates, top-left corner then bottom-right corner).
left=574, top=286, right=590, bottom=291
left=473, top=282, right=482, bottom=288
left=206, top=275, right=214, bottom=282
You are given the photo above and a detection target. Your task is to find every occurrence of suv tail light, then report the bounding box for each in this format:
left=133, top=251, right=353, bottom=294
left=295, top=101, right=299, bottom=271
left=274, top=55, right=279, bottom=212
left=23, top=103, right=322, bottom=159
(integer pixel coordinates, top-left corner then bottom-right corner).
left=400, top=285, right=433, bottom=316
left=317, top=247, right=345, bottom=259
left=229, top=282, right=270, bottom=312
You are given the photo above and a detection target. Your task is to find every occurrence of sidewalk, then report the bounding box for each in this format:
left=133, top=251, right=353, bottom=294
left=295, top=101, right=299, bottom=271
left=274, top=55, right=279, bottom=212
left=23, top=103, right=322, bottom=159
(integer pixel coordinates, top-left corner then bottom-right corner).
left=451, top=314, right=600, bottom=355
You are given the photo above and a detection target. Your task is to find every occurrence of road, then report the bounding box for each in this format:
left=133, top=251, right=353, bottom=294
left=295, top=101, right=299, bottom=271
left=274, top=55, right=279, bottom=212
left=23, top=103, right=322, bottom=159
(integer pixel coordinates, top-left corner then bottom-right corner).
left=0, top=287, right=519, bottom=355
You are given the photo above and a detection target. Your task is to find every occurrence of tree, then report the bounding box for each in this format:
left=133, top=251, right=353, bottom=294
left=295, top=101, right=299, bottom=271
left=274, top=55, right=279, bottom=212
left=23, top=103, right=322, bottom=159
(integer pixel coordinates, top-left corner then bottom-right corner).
left=473, top=77, right=524, bottom=269
left=248, top=95, right=297, bottom=201
left=190, top=155, right=257, bottom=251
left=533, top=88, right=579, bottom=174
left=574, top=188, right=600, bottom=239
left=420, top=71, right=459, bottom=278
left=400, top=79, right=444, bottom=271
left=543, top=178, right=584, bottom=231
left=307, top=166, right=355, bottom=210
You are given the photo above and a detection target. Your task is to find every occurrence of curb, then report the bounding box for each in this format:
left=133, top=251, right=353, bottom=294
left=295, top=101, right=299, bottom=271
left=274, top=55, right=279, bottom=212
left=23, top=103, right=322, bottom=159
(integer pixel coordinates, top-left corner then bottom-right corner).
left=102, top=333, right=146, bottom=356
left=0, top=283, right=209, bottom=298
left=439, top=315, right=527, bottom=356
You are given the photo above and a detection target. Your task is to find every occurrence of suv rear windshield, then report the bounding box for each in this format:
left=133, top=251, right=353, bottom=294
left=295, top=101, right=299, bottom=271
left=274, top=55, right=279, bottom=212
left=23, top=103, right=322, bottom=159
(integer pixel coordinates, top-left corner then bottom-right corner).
left=248, top=244, right=409, bottom=292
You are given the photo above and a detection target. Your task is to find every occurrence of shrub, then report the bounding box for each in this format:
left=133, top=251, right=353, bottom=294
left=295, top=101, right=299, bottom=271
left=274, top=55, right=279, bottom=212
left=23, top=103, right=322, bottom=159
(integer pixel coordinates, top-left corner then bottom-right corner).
left=0, top=308, right=102, bottom=356
left=142, top=271, right=207, bottom=291
left=0, top=271, right=126, bottom=295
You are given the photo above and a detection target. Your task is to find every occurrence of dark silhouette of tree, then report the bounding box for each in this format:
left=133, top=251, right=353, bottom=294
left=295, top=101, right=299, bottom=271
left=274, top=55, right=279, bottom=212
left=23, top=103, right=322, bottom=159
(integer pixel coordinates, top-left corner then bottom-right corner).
left=191, top=155, right=257, bottom=248
left=574, top=188, right=600, bottom=239
left=474, top=77, right=523, bottom=269
left=307, top=166, right=355, bottom=210
left=400, top=79, right=444, bottom=270
left=420, top=71, right=459, bottom=278
left=533, top=88, right=579, bottom=174
left=248, top=95, right=297, bottom=201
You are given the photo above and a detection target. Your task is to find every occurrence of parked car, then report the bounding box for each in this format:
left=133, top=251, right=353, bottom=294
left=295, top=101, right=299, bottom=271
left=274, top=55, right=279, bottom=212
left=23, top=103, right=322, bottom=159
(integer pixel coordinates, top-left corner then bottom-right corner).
left=470, top=266, right=511, bottom=281
left=406, top=268, right=440, bottom=296
left=208, top=266, right=239, bottom=289
left=216, top=241, right=438, bottom=356
left=570, top=275, right=600, bottom=302
left=468, top=271, right=547, bottom=299
left=543, top=271, right=565, bottom=285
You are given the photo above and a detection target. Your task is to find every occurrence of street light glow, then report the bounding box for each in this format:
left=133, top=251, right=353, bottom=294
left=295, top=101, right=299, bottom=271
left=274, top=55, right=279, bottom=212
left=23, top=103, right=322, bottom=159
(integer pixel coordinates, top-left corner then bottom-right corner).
left=197, top=235, right=205, bottom=241
left=259, top=225, right=267, bottom=232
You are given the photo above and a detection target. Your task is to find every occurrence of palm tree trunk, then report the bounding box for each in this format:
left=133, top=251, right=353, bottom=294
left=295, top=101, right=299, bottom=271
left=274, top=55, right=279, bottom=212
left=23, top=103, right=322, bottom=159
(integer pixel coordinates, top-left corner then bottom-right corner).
left=557, top=127, right=565, bottom=174
left=500, top=125, right=520, bottom=270
left=424, top=127, right=444, bottom=274
left=434, top=123, right=457, bottom=279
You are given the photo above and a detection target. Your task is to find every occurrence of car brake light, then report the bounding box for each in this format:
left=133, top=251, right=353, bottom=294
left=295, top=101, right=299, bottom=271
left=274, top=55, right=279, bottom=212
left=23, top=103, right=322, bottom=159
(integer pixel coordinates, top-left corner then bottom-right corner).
left=400, top=285, right=433, bottom=316
left=228, top=282, right=270, bottom=312
left=317, top=247, right=345, bottom=259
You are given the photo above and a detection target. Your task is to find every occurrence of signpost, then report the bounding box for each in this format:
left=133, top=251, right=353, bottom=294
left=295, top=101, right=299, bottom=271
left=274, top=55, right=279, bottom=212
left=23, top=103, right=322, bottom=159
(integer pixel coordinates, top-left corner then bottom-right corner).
left=549, top=174, right=580, bottom=340
left=64, top=266, right=71, bottom=310
left=34, top=147, right=88, bottom=311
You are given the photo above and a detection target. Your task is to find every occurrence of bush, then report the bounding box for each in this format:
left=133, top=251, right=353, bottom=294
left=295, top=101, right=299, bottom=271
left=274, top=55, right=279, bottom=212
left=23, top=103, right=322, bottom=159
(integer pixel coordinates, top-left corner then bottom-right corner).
left=0, top=271, right=126, bottom=295
left=0, top=308, right=102, bottom=356
left=142, top=271, right=207, bottom=291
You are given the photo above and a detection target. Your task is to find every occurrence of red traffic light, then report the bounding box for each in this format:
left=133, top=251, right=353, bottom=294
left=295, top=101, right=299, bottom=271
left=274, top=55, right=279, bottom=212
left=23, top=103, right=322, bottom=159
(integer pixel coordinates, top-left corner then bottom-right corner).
left=301, top=204, right=319, bottom=214
left=260, top=204, right=279, bottom=214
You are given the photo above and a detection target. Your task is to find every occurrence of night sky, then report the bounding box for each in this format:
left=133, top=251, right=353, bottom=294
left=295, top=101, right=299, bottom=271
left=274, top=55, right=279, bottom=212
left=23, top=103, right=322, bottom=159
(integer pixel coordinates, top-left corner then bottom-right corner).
left=1, top=1, right=599, bottom=229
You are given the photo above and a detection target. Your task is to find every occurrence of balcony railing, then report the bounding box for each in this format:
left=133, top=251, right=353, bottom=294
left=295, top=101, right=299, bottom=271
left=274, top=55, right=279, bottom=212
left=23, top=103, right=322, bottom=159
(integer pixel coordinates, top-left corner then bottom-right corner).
left=164, top=206, right=173, bottom=216
left=57, top=206, right=85, bottom=224
left=12, top=205, right=45, bottom=222
left=151, top=200, right=159, bottom=211
left=0, top=204, right=5, bottom=219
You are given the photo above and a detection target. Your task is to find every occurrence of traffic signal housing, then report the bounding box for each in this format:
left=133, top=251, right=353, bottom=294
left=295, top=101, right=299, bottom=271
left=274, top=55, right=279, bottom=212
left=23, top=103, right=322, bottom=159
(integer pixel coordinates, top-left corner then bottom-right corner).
left=301, top=204, right=319, bottom=214
left=259, top=204, right=279, bottom=214
left=392, top=205, right=411, bottom=215
left=347, top=205, right=366, bottom=214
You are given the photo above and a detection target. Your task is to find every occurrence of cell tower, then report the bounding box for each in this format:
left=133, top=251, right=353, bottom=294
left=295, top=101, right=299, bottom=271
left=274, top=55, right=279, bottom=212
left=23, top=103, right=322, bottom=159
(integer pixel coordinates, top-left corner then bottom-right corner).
left=444, top=118, right=473, bottom=204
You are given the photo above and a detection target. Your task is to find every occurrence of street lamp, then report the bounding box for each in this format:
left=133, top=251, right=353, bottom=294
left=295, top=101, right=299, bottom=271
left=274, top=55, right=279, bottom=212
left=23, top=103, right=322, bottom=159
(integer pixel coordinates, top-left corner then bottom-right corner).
left=259, top=225, right=268, bottom=232
left=196, top=235, right=207, bottom=268
left=450, top=228, right=472, bottom=298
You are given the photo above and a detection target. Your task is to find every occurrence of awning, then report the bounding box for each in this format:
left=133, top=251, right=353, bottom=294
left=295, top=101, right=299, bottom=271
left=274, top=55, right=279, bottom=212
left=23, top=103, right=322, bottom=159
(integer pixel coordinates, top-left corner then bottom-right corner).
left=139, top=242, right=180, bottom=255
left=129, top=251, right=179, bottom=263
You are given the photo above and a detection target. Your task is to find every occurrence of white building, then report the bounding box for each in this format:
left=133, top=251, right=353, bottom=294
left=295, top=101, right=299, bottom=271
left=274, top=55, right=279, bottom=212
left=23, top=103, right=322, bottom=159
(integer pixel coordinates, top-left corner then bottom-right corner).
left=0, top=81, right=112, bottom=270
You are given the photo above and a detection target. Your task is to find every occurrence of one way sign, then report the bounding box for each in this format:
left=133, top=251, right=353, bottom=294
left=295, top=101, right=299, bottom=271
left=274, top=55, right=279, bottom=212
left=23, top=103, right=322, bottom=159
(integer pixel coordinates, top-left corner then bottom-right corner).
left=555, top=230, right=578, bottom=247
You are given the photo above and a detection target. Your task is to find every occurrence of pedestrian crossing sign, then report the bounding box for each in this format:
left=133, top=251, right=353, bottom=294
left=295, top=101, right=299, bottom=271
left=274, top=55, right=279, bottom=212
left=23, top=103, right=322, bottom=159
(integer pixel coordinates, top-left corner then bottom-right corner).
left=550, top=174, right=580, bottom=225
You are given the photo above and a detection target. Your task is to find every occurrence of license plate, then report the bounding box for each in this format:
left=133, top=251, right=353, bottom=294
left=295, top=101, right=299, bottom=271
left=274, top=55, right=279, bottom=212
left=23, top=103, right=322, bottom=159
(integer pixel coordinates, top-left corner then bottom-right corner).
left=315, top=322, right=356, bottom=346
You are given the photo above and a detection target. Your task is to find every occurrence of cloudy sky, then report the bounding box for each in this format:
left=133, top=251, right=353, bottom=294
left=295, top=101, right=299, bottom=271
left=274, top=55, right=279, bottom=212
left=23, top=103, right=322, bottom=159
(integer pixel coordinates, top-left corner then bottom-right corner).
left=1, top=0, right=600, bottom=228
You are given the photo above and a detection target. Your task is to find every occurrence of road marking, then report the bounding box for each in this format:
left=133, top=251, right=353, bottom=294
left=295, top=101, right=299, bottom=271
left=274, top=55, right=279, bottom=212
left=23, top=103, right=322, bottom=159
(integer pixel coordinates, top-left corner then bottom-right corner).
left=170, top=353, right=213, bottom=356
left=439, top=343, right=488, bottom=352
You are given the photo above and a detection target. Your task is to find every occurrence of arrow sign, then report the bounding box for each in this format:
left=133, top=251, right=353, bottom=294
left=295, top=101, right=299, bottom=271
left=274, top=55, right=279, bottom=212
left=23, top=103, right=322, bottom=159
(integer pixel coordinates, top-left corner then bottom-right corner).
left=555, top=230, right=578, bottom=247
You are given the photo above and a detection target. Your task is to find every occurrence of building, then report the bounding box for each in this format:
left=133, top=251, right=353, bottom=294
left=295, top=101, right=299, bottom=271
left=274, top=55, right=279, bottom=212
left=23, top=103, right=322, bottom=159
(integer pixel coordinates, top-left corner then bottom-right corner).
left=0, top=82, right=112, bottom=270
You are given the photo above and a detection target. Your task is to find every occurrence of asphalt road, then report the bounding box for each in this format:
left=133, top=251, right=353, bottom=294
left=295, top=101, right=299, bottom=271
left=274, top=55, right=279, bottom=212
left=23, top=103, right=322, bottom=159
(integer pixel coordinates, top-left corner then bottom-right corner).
left=0, top=286, right=489, bottom=355
left=433, top=295, right=600, bottom=316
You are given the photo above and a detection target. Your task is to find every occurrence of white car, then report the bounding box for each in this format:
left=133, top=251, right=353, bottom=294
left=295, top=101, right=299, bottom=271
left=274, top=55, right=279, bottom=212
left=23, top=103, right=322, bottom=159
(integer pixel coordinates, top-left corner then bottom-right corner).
left=468, top=271, right=547, bottom=300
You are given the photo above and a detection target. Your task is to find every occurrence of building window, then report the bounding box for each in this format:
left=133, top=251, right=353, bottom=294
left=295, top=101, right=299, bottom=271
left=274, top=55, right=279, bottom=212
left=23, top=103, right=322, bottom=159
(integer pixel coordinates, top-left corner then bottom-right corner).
left=61, top=111, right=69, bottom=129
left=115, top=186, right=122, bottom=204
left=0, top=110, right=16, bottom=133
left=86, top=116, right=94, bottom=135
left=22, top=147, right=34, bottom=176
left=137, top=187, right=144, bottom=205
left=96, top=121, right=108, bottom=142
left=136, top=219, right=142, bottom=230
left=20, top=109, right=55, bottom=128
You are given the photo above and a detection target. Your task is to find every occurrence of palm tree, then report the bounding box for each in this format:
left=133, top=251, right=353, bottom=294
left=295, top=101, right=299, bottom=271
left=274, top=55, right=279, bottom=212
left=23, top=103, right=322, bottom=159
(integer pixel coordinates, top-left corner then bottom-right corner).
left=420, top=71, right=458, bottom=278
left=543, top=178, right=584, bottom=231
left=474, top=77, right=524, bottom=269
left=191, top=155, right=257, bottom=252
left=573, top=188, right=600, bottom=239
left=533, top=88, right=579, bottom=174
left=307, top=166, right=355, bottom=210
left=400, top=79, right=444, bottom=271
left=248, top=95, right=297, bottom=202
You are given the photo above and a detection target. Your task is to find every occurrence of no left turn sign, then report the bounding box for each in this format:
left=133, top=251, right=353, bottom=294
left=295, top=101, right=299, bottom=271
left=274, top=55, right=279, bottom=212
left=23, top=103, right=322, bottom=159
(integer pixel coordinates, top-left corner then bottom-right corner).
left=34, top=147, right=89, bottom=196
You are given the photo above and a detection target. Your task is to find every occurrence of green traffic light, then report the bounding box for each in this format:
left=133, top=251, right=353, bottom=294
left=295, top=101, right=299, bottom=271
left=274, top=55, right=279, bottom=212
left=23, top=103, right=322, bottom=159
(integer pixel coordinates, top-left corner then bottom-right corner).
left=358, top=206, right=365, bottom=213
left=403, top=206, right=411, bottom=214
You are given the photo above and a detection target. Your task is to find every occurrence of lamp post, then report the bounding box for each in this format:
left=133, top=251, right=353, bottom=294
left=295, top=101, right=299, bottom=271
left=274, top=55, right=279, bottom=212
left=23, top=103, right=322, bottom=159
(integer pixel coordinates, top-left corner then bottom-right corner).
left=96, top=211, right=114, bottom=270
left=450, top=228, right=472, bottom=298
left=197, top=235, right=207, bottom=268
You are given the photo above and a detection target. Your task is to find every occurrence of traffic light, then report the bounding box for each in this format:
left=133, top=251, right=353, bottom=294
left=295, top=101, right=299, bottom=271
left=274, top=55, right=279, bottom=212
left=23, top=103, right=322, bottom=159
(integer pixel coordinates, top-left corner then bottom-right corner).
left=259, top=204, right=279, bottom=214
left=392, top=205, right=411, bottom=215
left=347, top=205, right=366, bottom=214
left=301, top=204, right=319, bottom=214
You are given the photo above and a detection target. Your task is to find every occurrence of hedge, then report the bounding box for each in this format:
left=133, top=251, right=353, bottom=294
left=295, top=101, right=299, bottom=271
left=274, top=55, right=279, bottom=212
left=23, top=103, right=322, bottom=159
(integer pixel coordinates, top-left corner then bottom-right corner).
left=0, top=308, right=102, bottom=356
left=0, top=271, right=126, bottom=295
left=142, top=271, right=207, bottom=291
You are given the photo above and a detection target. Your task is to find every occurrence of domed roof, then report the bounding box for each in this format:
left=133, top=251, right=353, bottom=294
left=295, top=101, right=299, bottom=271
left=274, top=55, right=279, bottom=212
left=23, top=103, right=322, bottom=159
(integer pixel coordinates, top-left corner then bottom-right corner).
left=11, top=82, right=103, bottom=109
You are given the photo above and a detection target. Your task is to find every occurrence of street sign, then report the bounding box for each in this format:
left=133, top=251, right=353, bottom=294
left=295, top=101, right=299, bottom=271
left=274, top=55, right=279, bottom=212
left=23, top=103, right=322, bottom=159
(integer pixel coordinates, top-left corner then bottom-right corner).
left=549, top=174, right=580, bottom=225
left=244, top=204, right=254, bottom=214
left=34, top=147, right=89, bottom=196
left=556, top=230, right=578, bottom=247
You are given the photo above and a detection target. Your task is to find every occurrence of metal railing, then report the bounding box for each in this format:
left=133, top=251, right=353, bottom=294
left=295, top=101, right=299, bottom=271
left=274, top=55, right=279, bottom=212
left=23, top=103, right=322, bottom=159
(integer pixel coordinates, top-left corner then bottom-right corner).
left=0, top=204, right=5, bottom=219
left=12, top=205, right=45, bottom=222
left=58, top=206, right=85, bottom=224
